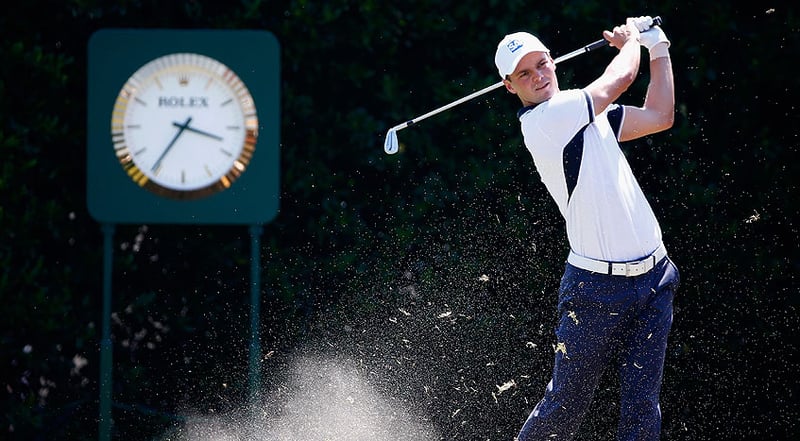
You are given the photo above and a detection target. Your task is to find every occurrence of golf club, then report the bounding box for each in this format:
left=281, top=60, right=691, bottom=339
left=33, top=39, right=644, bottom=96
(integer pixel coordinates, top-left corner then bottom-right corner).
left=384, top=16, right=662, bottom=155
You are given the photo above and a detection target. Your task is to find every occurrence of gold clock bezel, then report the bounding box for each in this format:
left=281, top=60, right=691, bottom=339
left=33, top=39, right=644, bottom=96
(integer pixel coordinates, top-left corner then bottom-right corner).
left=110, top=52, right=258, bottom=200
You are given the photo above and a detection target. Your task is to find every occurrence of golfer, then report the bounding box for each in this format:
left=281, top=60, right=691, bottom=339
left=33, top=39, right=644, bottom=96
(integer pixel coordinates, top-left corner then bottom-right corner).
left=495, top=16, right=680, bottom=440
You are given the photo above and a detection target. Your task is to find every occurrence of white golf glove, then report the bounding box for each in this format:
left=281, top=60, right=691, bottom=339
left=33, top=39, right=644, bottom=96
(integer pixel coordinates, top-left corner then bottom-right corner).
left=631, top=15, right=670, bottom=60
left=631, top=16, right=655, bottom=32
left=640, top=25, right=670, bottom=51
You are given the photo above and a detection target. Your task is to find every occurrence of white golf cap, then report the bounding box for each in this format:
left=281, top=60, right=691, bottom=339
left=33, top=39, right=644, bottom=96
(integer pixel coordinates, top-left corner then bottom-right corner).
left=495, top=32, right=550, bottom=78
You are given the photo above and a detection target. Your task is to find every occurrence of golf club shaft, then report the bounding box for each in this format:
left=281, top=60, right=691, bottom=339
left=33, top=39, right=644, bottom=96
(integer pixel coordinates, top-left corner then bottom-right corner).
left=387, top=32, right=630, bottom=133
left=385, top=16, right=661, bottom=154
left=387, top=39, right=610, bottom=133
left=388, top=81, right=504, bottom=132
left=553, top=16, right=661, bottom=65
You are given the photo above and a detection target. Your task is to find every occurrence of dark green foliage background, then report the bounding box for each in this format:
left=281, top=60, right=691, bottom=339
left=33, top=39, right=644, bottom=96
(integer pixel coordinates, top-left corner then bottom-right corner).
left=1, top=1, right=797, bottom=440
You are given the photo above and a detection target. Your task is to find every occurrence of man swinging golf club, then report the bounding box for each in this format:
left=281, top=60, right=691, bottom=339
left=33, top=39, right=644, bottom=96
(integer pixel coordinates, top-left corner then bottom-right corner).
left=496, top=16, right=680, bottom=440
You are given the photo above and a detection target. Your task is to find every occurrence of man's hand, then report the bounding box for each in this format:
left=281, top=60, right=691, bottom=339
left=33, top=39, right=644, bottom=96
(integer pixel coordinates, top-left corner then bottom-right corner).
left=603, top=18, right=641, bottom=50
left=640, top=26, right=670, bottom=51
left=631, top=16, right=655, bottom=33
left=629, top=15, right=670, bottom=59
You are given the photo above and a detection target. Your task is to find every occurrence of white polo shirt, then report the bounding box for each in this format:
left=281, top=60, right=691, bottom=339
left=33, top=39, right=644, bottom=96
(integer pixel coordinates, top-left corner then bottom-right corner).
left=518, top=89, right=662, bottom=262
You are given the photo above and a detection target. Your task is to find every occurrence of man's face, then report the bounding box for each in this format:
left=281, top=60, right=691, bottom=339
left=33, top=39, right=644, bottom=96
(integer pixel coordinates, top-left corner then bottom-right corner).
left=503, top=51, right=558, bottom=106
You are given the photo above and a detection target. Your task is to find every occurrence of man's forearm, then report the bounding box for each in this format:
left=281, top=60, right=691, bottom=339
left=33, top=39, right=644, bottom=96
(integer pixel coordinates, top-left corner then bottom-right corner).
left=607, top=38, right=642, bottom=84
left=644, top=55, right=675, bottom=129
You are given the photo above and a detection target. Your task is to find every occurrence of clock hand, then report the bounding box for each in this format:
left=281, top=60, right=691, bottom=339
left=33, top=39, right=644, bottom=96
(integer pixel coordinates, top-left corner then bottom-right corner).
left=175, top=122, right=224, bottom=141
left=152, top=116, right=191, bottom=173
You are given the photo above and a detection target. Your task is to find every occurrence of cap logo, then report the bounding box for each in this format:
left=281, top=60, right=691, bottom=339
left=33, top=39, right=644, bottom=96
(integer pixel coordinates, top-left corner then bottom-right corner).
left=507, top=39, right=524, bottom=53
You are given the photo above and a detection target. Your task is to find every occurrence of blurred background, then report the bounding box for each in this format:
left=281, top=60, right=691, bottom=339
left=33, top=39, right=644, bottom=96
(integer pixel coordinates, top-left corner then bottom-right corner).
left=1, top=1, right=797, bottom=440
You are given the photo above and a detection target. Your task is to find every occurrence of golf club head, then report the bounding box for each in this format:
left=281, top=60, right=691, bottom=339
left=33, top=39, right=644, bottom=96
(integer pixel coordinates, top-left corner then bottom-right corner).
left=384, top=129, right=399, bottom=155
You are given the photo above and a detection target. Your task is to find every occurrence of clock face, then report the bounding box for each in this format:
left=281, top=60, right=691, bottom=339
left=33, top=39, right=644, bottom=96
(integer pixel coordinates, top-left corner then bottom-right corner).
left=111, top=53, right=258, bottom=200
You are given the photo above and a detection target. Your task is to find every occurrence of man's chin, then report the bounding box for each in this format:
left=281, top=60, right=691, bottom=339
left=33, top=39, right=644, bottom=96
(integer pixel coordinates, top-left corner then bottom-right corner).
left=537, top=89, right=555, bottom=102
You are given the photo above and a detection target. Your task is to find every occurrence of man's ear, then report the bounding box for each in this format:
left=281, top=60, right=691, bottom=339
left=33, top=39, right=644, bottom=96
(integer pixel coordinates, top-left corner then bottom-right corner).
left=503, top=79, right=517, bottom=95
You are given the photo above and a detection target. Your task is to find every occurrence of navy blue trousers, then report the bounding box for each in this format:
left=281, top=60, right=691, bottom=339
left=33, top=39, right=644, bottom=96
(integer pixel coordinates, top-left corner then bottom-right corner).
left=518, top=257, right=680, bottom=441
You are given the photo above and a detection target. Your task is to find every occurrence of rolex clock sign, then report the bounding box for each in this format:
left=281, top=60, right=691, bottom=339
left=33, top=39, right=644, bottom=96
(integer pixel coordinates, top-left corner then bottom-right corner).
left=110, top=52, right=259, bottom=200
left=87, top=29, right=279, bottom=225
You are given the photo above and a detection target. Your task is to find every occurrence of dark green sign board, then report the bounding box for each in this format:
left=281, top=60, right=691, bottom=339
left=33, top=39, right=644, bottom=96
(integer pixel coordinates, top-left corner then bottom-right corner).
left=87, top=29, right=279, bottom=225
